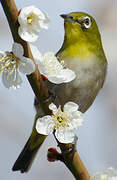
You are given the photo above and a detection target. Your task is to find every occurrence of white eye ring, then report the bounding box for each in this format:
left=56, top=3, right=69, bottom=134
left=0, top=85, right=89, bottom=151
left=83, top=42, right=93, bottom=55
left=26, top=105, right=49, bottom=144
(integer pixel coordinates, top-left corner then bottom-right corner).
left=82, top=16, right=92, bottom=29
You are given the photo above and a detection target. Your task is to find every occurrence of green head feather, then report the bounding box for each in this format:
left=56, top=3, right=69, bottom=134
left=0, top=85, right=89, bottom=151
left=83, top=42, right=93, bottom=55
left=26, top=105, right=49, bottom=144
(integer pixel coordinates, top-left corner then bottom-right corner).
left=58, top=12, right=106, bottom=63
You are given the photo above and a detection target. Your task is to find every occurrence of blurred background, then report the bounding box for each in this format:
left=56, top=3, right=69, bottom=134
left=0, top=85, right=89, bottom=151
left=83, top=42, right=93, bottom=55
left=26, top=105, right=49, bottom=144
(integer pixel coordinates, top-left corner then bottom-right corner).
left=0, top=0, right=117, bottom=179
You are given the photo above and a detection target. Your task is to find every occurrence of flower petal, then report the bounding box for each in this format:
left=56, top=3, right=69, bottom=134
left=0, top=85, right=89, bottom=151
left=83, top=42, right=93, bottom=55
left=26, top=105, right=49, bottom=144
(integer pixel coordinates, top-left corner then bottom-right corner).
left=29, top=44, right=42, bottom=62
left=69, top=111, right=84, bottom=129
left=47, top=75, right=66, bottom=84
left=36, top=116, right=54, bottom=135
left=43, top=52, right=63, bottom=69
left=32, top=9, right=50, bottom=29
left=12, top=43, right=24, bottom=57
left=91, top=168, right=117, bottom=180
left=18, top=5, right=50, bottom=28
left=2, top=70, right=22, bottom=89
left=45, top=69, right=76, bottom=84
left=59, top=69, right=76, bottom=83
left=55, top=128, right=75, bottom=144
left=104, top=167, right=117, bottom=177
left=37, top=52, right=63, bottom=80
left=18, top=27, right=39, bottom=42
left=49, top=103, right=58, bottom=114
left=0, top=51, right=6, bottom=67
left=38, top=60, right=48, bottom=75
left=35, top=50, right=75, bottom=84
left=19, top=57, right=35, bottom=75
left=64, top=102, right=79, bottom=113
left=18, top=6, right=34, bottom=26
left=90, top=174, right=107, bottom=180
left=38, top=12, right=50, bottom=29
left=0, top=51, right=6, bottom=58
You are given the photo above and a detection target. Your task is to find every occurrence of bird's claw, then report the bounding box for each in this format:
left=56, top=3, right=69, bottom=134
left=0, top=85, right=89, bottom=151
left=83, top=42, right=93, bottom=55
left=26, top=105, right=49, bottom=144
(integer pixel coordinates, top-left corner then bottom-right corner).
left=44, top=91, right=57, bottom=103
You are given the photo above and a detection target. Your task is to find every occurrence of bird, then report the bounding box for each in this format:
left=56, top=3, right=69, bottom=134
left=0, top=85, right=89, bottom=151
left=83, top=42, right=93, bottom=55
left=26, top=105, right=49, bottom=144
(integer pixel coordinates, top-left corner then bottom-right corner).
left=12, top=12, right=107, bottom=172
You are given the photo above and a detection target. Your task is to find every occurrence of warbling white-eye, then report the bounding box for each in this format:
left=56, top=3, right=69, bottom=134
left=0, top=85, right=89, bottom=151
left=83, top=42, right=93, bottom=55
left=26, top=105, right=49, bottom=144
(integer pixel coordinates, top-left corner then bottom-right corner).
left=12, top=12, right=107, bottom=172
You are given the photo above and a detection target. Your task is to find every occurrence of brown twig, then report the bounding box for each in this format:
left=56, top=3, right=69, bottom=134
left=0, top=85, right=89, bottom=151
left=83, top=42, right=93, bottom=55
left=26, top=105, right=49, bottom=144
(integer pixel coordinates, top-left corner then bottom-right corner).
left=0, top=0, right=90, bottom=179
left=58, top=141, right=90, bottom=180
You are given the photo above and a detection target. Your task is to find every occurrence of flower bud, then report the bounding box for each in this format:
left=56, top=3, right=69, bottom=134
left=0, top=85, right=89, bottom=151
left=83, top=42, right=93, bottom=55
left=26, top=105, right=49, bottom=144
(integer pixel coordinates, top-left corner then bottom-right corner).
left=47, top=148, right=60, bottom=162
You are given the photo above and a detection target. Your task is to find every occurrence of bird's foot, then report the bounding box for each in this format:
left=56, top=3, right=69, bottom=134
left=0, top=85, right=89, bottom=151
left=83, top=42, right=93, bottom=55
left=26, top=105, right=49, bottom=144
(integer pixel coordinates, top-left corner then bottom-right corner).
left=44, top=91, right=57, bottom=103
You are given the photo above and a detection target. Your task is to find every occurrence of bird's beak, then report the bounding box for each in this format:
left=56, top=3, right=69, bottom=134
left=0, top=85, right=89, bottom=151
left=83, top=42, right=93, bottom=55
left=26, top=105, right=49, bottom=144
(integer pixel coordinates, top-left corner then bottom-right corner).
left=60, top=14, right=76, bottom=23
left=60, top=14, right=68, bottom=20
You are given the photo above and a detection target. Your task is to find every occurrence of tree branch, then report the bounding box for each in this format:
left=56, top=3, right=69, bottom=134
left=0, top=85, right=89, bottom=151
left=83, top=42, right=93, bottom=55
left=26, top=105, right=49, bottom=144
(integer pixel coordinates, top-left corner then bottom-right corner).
left=58, top=141, right=90, bottom=180
left=0, top=0, right=90, bottom=179
left=1, top=0, right=51, bottom=114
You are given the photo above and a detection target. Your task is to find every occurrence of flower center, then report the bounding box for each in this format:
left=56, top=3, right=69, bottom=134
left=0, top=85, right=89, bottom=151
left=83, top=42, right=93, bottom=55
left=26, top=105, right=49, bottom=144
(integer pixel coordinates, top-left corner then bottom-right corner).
left=52, top=106, right=69, bottom=129
left=47, top=61, right=58, bottom=74
left=60, top=60, right=66, bottom=68
left=27, top=13, right=35, bottom=24
left=0, top=52, right=20, bottom=80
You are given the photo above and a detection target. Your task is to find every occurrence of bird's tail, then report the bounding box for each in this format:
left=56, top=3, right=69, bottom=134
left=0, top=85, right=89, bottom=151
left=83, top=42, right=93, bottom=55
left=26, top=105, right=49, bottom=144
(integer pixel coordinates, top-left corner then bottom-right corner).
left=12, top=115, right=47, bottom=173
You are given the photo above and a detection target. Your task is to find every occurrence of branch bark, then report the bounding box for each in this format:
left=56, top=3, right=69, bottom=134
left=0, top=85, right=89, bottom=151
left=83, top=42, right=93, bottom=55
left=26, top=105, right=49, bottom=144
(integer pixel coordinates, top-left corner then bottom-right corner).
left=0, top=0, right=90, bottom=179
left=58, top=142, right=90, bottom=180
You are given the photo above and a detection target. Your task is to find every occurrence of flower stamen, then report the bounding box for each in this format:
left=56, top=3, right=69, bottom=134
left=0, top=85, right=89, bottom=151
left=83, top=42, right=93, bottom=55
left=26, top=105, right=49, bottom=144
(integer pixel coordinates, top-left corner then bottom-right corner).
left=0, top=52, right=20, bottom=73
left=27, top=13, right=35, bottom=24
left=52, top=106, right=69, bottom=129
left=60, top=60, right=66, bottom=68
left=0, top=42, right=35, bottom=89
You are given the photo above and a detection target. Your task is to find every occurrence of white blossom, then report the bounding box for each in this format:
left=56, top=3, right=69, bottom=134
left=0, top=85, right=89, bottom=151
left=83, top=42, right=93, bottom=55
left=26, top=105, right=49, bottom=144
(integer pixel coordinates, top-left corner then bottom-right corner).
left=0, top=43, right=35, bottom=89
left=30, top=44, right=76, bottom=84
left=91, top=167, right=117, bottom=180
left=36, top=102, right=84, bottom=143
left=18, top=6, right=50, bottom=42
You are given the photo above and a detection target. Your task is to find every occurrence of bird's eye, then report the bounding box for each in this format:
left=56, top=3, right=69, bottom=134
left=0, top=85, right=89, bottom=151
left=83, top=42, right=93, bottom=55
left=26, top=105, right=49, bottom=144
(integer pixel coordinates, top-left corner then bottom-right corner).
left=82, top=16, right=92, bottom=29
